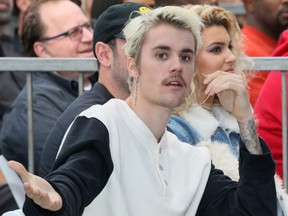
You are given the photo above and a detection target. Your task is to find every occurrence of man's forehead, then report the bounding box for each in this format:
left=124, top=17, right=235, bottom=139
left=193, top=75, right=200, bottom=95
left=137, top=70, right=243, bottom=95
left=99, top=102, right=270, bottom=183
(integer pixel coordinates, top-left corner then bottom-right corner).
left=143, top=25, right=195, bottom=50
left=39, top=1, right=86, bottom=30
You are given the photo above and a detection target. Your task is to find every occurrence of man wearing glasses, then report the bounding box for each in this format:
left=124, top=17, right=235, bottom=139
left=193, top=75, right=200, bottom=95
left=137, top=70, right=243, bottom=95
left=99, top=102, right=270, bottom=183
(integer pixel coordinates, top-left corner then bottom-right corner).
left=0, top=0, right=95, bottom=178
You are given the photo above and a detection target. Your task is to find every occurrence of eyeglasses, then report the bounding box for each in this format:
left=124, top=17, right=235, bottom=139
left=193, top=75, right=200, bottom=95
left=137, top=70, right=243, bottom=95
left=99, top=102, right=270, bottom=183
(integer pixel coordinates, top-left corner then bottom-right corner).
left=40, top=20, right=94, bottom=42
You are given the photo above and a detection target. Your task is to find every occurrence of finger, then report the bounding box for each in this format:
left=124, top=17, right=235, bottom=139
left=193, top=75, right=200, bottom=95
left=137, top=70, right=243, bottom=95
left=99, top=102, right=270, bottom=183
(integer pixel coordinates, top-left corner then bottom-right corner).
left=202, top=70, right=228, bottom=84
left=214, top=82, right=245, bottom=95
left=203, top=71, right=242, bottom=86
left=34, top=190, right=48, bottom=205
left=204, top=76, right=245, bottom=95
left=24, top=182, right=36, bottom=198
left=8, top=160, right=30, bottom=182
left=25, top=184, right=47, bottom=206
left=32, top=191, right=48, bottom=208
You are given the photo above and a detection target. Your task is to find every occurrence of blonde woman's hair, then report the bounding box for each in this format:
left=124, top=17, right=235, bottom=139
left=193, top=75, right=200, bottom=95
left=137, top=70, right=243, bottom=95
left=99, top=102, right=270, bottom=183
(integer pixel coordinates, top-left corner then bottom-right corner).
left=123, top=6, right=203, bottom=92
left=174, top=4, right=252, bottom=114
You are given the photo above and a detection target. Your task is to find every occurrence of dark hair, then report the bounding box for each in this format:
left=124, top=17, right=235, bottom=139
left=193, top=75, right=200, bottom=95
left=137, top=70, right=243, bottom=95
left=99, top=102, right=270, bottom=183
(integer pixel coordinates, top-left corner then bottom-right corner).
left=21, top=0, right=47, bottom=57
left=91, top=0, right=122, bottom=20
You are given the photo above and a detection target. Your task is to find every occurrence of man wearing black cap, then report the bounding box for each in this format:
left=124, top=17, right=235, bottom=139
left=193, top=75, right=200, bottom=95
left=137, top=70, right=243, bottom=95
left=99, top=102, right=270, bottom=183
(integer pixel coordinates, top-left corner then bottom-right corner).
left=39, top=2, right=152, bottom=177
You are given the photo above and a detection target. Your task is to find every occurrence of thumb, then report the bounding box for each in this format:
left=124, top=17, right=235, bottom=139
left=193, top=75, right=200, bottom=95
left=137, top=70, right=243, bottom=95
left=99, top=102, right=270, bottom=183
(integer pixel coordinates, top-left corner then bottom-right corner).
left=8, top=160, right=30, bottom=182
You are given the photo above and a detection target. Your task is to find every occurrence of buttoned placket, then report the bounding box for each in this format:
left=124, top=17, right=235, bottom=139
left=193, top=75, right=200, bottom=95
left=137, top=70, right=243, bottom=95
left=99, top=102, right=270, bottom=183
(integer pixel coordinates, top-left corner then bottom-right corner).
left=155, top=139, right=169, bottom=197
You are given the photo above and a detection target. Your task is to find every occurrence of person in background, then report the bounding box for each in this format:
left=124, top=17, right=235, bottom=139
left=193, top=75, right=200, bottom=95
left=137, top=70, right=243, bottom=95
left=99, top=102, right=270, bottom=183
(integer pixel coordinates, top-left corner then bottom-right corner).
left=0, top=0, right=25, bottom=213
left=9, top=5, right=277, bottom=216
left=12, top=0, right=32, bottom=53
left=12, top=0, right=81, bottom=53
left=39, top=2, right=150, bottom=177
left=168, top=4, right=288, bottom=214
left=0, top=0, right=95, bottom=175
left=0, top=0, right=26, bottom=131
left=254, top=29, right=288, bottom=180
left=241, top=0, right=288, bottom=107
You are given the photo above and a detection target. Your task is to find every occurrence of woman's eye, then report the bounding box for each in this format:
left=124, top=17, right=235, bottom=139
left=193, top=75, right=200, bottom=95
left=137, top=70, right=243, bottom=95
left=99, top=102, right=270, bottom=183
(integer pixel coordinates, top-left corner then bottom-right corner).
left=228, top=44, right=233, bottom=51
left=210, top=47, right=221, bottom=53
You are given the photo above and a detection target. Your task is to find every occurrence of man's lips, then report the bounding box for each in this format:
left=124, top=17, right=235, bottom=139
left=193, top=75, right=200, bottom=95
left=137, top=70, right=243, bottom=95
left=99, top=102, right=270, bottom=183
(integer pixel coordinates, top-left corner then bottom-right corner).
left=164, top=77, right=185, bottom=87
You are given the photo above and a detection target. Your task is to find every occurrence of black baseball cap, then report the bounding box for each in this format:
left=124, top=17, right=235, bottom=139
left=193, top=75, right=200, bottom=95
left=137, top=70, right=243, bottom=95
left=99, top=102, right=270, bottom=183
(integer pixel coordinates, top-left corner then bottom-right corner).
left=93, top=2, right=152, bottom=57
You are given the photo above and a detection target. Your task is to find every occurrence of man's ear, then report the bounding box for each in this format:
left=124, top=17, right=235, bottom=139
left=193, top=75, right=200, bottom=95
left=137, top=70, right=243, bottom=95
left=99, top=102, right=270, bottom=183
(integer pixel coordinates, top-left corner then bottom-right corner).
left=127, top=57, right=139, bottom=78
left=33, top=41, right=50, bottom=57
left=95, top=42, right=111, bottom=67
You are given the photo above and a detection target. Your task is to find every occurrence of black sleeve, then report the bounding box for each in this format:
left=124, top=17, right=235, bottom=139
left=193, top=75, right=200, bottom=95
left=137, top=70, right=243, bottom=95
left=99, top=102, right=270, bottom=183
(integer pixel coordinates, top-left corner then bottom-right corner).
left=196, top=138, right=277, bottom=216
left=39, top=120, right=67, bottom=177
left=23, top=116, right=113, bottom=216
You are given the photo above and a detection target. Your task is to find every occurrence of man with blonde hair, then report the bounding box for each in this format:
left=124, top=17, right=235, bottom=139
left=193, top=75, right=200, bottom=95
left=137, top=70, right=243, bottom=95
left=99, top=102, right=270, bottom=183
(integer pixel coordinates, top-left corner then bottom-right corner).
left=9, top=5, right=276, bottom=216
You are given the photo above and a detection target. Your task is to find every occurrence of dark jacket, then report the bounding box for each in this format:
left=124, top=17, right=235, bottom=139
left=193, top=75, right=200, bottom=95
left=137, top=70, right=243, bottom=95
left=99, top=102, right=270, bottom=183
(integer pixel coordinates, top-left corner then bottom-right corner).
left=0, top=72, right=79, bottom=174
left=0, top=34, right=26, bottom=131
left=39, top=82, right=113, bottom=177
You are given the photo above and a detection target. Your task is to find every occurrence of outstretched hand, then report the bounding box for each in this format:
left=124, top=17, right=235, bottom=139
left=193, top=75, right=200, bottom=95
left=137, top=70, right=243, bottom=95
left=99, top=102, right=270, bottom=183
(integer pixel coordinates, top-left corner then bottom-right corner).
left=8, top=160, right=62, bottom=211
left=203, top=71, right=253, bottom=122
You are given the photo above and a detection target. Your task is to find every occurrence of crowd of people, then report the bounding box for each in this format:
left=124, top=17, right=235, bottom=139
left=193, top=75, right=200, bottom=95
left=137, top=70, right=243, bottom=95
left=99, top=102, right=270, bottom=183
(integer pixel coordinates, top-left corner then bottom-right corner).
left=0, top=0, right=287, bottom=215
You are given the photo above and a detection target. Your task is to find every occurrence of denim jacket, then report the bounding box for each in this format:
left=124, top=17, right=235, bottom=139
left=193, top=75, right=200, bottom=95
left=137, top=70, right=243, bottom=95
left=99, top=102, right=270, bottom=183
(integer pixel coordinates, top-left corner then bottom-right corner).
left=168, top=105, right=240, bottom=157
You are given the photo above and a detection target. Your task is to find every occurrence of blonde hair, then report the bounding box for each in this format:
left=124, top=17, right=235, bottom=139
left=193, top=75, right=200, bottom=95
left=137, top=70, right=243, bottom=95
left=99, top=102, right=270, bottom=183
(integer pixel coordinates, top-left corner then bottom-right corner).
left=123, top=6, right=203, bottom=92
left=174, top=4, right=252, bottom=114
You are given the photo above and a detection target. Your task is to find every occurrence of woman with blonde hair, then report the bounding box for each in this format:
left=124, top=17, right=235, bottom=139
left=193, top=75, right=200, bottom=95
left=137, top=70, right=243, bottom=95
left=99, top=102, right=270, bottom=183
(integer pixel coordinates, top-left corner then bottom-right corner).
left=169, top=4, right=249, bottom=155
left=168, top=4, right=288, bottom=215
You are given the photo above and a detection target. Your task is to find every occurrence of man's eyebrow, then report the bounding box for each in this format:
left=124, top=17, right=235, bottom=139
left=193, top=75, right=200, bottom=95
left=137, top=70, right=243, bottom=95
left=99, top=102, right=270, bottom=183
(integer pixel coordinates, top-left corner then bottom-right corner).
left=182, top=48, right=194, bottom=54
left=152, top=45, right=171, bottom=51
left=152, top=46, right=194, bottom=53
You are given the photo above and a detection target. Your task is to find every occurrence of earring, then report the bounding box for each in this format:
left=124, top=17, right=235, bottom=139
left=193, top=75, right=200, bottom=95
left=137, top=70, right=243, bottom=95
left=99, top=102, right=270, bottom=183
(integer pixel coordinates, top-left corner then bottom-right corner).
left=134, top=77, right=139, bottom=107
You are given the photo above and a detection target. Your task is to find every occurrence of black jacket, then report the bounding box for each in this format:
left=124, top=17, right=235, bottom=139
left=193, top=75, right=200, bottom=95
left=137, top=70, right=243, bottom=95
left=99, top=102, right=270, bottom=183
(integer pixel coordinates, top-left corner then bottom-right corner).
left=39, top=82, right=113, bottom=176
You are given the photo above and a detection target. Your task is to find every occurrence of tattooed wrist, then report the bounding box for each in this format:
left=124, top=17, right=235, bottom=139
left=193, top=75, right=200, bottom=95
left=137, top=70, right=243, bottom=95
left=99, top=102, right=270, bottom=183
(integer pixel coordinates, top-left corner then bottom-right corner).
left=238, top=118, right=263, bottom=154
